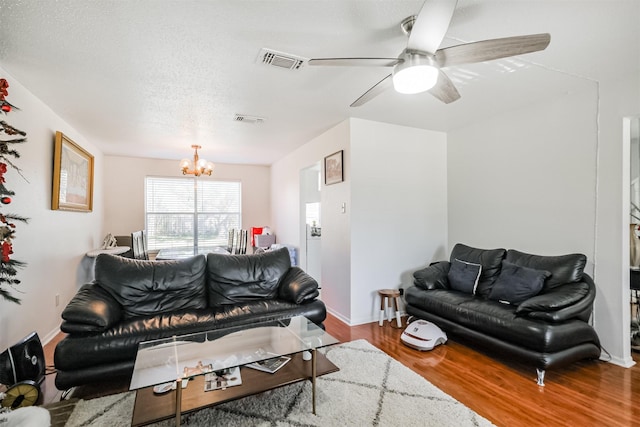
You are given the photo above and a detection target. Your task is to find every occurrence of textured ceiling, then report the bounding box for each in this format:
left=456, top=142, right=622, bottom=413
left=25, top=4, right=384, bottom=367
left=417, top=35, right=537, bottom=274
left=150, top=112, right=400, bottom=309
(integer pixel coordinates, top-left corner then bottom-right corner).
left=0, top=0, right=638, bottom=165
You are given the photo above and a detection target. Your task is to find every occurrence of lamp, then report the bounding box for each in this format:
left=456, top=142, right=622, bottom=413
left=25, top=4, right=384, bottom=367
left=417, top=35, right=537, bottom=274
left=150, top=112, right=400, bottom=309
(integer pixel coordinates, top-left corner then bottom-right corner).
left=392, top=52, right=438, bottom=95
left=180, top=145, right=214, bottom=177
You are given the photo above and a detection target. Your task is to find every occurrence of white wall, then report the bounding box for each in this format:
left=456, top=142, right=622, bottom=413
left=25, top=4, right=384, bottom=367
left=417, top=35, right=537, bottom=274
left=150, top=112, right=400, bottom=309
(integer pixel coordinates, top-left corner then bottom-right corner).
left=319, top=124, right=352, bottom=322
left=448, top=85, right=598, bottom=260
left=594, top=72, right=640, bottom=367
left=271, top=118, right=448, bottom=324
left=349, top=119, right=448, bottom=324
left=0, top=67, right=104, bottom=349
left=448, top=72, right=640, bottom=367
left=271, top=120, right=351, bottom=321
left=103, top=156, right=271, bottom=237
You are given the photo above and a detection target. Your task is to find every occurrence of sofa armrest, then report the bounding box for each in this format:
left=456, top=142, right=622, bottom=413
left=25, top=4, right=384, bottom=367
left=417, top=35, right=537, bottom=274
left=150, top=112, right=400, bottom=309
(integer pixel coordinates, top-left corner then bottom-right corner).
left=516, top=276, right=595, bottom=322
left=61, top=283, right=123, bottom=333
left=278, top=267, right=320, bottom=304
left=413, top=261, right=450, bottom=290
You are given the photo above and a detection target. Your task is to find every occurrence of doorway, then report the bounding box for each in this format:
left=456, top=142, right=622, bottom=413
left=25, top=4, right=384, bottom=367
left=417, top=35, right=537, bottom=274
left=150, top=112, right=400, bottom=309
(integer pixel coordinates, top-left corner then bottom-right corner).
left=299, top=163, right=322, bottom=288
left=627, top=117, right=640, bottom=354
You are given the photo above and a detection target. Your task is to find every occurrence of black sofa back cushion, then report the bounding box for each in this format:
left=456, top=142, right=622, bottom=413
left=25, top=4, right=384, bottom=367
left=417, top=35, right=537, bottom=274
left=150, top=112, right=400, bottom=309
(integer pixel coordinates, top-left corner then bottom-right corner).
left=206, top=247, right=291, bottom=306
left=505, top=249, right=586, bottom=290
left=95, top=253, right=207, bottom=319
left=450, top=243, right=506, bottom=298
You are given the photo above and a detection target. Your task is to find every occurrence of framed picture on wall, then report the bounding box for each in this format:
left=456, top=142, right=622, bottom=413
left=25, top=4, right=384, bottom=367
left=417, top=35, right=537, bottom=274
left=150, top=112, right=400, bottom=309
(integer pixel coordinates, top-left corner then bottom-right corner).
left=324, top=150, right=343, bottom=185
left=52, top=131, right=94, bottom=212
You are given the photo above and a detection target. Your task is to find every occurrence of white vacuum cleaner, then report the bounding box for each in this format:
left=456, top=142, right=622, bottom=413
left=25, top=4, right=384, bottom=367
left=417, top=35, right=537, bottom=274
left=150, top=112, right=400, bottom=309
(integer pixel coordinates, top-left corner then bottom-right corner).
left=401, top=319, right=447, bottom=351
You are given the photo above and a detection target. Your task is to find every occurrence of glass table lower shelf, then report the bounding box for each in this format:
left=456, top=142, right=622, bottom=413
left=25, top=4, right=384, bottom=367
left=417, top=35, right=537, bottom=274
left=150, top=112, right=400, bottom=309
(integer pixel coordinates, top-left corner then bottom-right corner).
left=129, top=316, right=340, bottom=427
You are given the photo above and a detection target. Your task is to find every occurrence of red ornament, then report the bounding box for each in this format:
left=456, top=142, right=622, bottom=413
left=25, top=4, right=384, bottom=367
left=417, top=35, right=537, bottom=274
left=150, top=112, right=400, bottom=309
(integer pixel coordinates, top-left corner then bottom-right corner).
left=1, top=197, right=11, bottom=204
left=1, top=104, right=11, bottom=113
left=0, top=79, right=8, bottom=100
left=1, top=241, right=12, bottom=262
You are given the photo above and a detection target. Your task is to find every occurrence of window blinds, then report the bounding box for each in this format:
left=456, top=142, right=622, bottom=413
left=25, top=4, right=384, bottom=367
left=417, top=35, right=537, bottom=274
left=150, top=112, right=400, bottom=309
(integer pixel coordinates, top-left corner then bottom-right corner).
left=145, top=177, right=241, bottom=250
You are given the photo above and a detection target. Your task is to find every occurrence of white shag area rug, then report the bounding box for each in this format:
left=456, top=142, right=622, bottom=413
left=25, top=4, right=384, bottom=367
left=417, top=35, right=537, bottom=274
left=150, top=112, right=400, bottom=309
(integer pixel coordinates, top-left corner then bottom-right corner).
left=64, top=339, right=494, bottom=426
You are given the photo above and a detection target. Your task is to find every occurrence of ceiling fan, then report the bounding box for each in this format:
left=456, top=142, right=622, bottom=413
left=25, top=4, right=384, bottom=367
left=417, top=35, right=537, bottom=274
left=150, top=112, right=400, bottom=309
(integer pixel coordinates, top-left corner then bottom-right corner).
left=308, top=0, right=550, bottom=106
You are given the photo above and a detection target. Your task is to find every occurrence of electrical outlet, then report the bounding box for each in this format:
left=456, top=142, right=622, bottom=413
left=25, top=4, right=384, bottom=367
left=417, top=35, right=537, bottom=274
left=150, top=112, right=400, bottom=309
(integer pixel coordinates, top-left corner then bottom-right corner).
left=55, top=294, right=60, bottom=307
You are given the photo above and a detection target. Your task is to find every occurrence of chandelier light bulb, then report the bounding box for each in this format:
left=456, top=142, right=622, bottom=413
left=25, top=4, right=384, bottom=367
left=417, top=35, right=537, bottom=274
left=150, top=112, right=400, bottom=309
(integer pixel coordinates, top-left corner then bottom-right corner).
left=179, top=158, right=192, bottom=170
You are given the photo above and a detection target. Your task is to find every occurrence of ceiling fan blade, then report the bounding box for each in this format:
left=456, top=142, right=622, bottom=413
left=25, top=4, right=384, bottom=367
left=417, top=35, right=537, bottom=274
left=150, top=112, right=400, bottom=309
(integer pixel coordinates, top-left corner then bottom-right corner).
left=308, top=58, right=401, bottom=67
left=429, top=70, right=460, bottom=104
left=407, top=0, right=458, bottom=54
left=350, top=74, right=393, bottom=107
left=435, top=33, right=551, bottom=68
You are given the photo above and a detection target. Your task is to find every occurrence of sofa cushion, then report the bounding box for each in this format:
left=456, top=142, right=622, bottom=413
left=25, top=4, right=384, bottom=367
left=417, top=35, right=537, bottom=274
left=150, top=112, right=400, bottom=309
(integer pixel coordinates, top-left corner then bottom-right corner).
left=454, top=299, right=597, bottom=353
left=516, top=281, right=591, bottom=315
left=206, top=247, right=291, bottom=306
left=505, top=249, right=586, bottom=290
left=278, top=267, right=320, bottom=304
left=488, top=261, right=550, bottom=305
left=404, top=287, right=477, bottom=320
left=413, top=261, right=450, bottom=290
left=448, top=259, right=482, bottom=294
left=450, top=243, right=506, bottom=298
left=95, top=254, right=207, bottom=319
left=61, top=283, right=123, bottom=332
left=54, top=299, right=328, bottom=371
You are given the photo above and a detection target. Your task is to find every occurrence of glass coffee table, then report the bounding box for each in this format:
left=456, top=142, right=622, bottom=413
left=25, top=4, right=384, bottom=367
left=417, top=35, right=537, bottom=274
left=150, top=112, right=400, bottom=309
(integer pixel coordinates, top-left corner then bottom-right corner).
left=129, top=316, right=340, bottom=426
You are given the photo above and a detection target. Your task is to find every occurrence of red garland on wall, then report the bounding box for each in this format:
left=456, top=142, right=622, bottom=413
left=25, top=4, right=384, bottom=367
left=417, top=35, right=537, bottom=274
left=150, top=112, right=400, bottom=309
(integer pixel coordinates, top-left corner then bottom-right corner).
left=0, top=78, right=28, bottom=304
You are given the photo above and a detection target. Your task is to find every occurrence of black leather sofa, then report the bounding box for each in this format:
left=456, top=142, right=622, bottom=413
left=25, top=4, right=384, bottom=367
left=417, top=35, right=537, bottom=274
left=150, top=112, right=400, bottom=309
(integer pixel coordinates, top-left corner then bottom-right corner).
left=54, top=247, right=325, bottom=390
left=404, top=243, right=601, bottom=385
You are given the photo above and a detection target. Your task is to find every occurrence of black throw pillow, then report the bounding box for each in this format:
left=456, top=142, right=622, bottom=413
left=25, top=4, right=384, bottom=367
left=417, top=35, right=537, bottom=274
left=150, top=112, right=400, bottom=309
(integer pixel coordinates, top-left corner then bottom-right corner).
left=447, top=258, right=482, bottom=294
left=489, top=261, right=551, bottom=305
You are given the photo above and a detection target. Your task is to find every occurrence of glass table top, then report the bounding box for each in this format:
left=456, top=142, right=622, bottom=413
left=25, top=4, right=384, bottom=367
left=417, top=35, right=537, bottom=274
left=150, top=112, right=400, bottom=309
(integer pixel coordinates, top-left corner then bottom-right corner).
left=129, top=316, right=339, bottom=390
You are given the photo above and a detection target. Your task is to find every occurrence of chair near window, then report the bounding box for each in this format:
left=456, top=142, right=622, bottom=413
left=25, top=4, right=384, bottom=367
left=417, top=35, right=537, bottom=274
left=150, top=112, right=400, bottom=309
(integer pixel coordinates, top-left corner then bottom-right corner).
left=227, top=229, right=248, bottom=254
left=227, top=229, right=236, bottom=253
left=131, top=230, right=149, bottom=260
left=236, top=229, right=248, bottom=254
left=114, top=235, right=133, bottom=258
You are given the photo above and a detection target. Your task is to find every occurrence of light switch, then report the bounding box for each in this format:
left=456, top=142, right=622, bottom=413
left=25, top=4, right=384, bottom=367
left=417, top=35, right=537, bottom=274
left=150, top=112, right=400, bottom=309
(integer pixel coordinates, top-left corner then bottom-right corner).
left=341, top=202, right=346, bottom=213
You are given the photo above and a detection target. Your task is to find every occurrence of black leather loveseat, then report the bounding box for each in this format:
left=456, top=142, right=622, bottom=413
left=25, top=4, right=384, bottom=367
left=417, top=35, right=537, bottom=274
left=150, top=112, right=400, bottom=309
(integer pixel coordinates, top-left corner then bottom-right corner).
left=404, top=243, right=601, bottom=385
left=54, top=247, right=325, bottom=390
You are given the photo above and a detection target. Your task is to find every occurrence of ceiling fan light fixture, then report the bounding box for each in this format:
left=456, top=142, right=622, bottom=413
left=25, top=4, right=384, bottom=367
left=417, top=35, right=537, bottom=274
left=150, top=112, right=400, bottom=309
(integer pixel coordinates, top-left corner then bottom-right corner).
left=392, top=53, right=438, bottom=94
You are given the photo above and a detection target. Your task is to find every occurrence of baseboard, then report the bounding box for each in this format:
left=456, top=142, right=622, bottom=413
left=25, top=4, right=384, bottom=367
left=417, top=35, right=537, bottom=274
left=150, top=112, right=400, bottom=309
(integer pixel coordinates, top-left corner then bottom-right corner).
left=42, top=324, right=62, bottom=346
left=603, top=353, right=636, bottom=368
left=326, top=307, right=351, bottom=325
left=326, top=307, right=407, bottom=327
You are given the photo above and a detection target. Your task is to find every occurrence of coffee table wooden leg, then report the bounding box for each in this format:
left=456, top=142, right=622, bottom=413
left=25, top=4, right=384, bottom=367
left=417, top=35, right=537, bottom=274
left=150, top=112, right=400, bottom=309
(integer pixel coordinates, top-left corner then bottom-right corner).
left=175, top=381, right=182, bottom=426
left=312, top=348, right=317, bottom=415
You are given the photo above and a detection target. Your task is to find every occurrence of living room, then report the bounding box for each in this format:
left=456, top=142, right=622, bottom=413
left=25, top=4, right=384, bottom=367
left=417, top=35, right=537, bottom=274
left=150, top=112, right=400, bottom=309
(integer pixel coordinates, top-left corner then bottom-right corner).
left=0, top=1, right=638, bottom=425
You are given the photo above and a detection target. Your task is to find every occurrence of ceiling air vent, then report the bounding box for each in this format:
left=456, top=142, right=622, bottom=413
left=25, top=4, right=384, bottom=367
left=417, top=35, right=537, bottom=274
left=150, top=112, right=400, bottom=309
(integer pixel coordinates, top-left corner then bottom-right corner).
left=234, top=114, right=265, bottom=124
left=257, top=48, right=305, bottom=70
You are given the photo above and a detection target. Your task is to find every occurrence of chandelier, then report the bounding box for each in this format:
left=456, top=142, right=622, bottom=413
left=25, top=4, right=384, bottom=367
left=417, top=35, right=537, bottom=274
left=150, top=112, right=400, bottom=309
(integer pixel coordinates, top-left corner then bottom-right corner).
left=179, top=145, right=214, bottom=177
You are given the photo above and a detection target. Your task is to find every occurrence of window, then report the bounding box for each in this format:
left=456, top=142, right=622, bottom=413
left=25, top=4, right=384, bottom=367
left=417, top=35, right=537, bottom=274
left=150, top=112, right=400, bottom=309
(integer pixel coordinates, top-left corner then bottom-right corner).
left=145, top=177, right=241, bottom=250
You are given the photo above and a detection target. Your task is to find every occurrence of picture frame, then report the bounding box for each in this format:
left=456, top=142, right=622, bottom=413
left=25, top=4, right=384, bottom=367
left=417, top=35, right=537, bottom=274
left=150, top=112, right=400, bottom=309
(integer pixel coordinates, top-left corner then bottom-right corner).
left=324, top=150, right=343, bottom=185
left=52, top=131, right=94, bottom=212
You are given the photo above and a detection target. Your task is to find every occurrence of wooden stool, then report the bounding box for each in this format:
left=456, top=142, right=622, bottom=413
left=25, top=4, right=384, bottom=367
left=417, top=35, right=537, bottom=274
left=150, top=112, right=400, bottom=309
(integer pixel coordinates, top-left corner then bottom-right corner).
left=377, top=289, right=402, bottom=328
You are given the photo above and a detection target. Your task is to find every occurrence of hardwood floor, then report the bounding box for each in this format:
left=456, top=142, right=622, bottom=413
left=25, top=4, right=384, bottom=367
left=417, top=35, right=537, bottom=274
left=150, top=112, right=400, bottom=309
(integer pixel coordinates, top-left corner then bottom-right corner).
left=324, top=315, right=640, bottom=427
left=43, top=314, right=640, bottom=426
